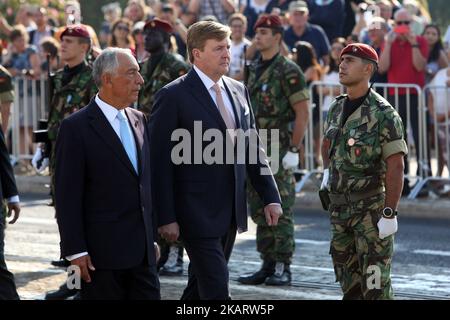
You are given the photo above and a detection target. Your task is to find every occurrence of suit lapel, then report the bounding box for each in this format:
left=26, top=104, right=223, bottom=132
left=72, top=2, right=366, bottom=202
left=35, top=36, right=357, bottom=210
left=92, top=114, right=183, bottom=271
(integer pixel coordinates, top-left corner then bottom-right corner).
left=125, top=108, right=145, bottom=174
left=87, top=102, right=138, bottom=177
left=186, top=69, right=227, bottom=131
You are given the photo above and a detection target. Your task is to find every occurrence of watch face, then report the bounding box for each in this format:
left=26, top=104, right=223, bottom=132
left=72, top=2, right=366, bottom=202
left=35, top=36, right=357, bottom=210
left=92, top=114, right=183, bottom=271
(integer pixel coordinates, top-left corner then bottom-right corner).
left=383, top=207, right=394, bottom=217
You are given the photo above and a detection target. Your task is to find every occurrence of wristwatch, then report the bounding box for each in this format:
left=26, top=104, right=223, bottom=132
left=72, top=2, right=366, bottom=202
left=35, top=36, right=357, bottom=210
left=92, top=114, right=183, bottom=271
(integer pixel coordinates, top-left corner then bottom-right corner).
left=289, top=146, right=299, bottom=153
left=382, top=207, right=398, bottom=219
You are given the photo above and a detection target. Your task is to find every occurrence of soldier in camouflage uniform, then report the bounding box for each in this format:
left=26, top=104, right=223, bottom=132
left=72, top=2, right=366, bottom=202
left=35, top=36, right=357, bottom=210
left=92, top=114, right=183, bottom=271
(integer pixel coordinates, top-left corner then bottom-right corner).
left=321, top=43, right=407, bottom=299
left=36, top=25, right=97, bottom=301
left=139, top=18, right=189, bottom=276
left=138, top=18, right=189, bottom=116
left=237, top=15, right=309, bottom=286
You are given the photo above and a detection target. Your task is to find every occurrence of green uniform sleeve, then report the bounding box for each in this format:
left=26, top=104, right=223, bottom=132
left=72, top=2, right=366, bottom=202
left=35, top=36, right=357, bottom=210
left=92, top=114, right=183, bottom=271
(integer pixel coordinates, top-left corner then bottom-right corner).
left=380, top=110, right=408, bottom=160
left=282, top=64, right=309, bottom=106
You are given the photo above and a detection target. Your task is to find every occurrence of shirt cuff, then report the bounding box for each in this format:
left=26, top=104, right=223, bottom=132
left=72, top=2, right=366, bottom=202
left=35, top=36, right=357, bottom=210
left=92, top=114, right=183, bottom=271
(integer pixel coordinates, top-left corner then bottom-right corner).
left=267, top=203, right=281, bottom=207
left=8, top=195, right=20, bottom=203
left=66, top=252, right=88, bottom=261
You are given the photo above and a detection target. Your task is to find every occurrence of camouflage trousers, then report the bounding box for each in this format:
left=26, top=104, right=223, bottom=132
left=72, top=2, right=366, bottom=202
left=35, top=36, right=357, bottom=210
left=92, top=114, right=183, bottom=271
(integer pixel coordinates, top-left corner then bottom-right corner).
left=329, top=193, right=394, bottom=300
left=247, top=167, right=295, bottom=264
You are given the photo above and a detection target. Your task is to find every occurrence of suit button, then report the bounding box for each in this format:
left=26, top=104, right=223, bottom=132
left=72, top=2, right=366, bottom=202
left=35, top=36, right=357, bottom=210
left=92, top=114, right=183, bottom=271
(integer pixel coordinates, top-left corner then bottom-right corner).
left=142, top=206, right=145, bottom=212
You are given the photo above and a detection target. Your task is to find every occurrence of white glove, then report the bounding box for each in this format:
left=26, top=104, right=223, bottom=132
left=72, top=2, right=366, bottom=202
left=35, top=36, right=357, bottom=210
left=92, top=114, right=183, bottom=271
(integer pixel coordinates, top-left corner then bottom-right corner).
left=282, top=151, right=299, bottom=170
left=31, top=147, right=49, bottom=173
left=321, top=168, right=329, bottom=190
left=377, top=217, right=398, bottom=239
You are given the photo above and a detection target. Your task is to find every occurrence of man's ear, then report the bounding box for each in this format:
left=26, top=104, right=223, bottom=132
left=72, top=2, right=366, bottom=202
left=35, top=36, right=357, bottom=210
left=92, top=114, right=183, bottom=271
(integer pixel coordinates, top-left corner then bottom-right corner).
left=101, top=72, right=112, bottom=87
left=193, top=48, right=201, bottom=61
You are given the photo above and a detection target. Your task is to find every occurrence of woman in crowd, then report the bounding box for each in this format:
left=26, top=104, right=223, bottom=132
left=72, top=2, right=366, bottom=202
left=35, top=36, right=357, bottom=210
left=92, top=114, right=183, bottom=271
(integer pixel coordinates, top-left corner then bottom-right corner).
left=422, top=24, right=448, bottom=84
left=321, top=37, right=346, bottom=119
left=294, top=41, right=323, bottom=168
left=428, top=66, right=450, bottom=182
left=2, top=25, right=41, bottom=158
left=108, top=18, right=135, bottom=54
left=124, top=0, right=153, bottom=24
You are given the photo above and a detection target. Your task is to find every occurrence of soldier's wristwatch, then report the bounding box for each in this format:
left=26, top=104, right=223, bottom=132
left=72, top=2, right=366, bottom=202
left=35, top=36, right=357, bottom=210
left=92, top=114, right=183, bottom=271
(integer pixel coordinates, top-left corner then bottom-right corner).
left=289, top=146, right=299, bottom=153
left=382, top=207, right=398, bottom=219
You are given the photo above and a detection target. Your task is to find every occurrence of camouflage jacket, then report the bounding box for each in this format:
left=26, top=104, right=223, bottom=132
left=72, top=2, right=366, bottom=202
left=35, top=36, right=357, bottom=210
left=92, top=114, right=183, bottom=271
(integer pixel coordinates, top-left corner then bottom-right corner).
left=138, top=52, right=189, bottom=116
left=47, top=61, right=97, bottom=141
left=323, top=89, right=408, bottom=194
left=247, top=54, right=309, bottom=153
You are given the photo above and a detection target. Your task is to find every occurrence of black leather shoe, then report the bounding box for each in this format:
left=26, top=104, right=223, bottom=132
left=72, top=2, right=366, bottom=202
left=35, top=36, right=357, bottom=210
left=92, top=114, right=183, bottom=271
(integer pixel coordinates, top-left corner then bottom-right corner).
left=51, top=259, right=70, bottom=268
left=237, top=260, right=275, bottom=285
left=265, top=263, right=291, bottom=286
left=159, top=246, right=183, bottom=276
left=45, top=284, right=79, bottom=300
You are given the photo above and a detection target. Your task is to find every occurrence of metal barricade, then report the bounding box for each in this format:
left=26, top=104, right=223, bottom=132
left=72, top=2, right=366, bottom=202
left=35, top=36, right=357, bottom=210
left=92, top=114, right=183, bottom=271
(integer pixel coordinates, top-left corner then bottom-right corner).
left=10, top=75, right=49, bottom=161
left=408, top=84, right=450, bottom=199
left=295, top=81, right=344, bottom=192
left=295, top=81, right=427, bottom=200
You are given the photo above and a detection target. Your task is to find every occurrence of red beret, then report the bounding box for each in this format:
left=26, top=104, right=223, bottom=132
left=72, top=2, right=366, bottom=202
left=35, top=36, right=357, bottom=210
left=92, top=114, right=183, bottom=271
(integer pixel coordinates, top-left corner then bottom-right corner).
left=254, top=14, right=283, bottom=31
left=60, top=24, right=90, bottom=40
left=340, top=43, right=378, bottom=64
left=144, top=18, right=173, bottom=34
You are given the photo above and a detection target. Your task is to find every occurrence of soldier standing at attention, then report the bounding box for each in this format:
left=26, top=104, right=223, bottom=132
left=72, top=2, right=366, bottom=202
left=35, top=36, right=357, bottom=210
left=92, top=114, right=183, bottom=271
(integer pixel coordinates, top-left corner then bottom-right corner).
left=139, top=18, right=189, bottom=276
left=138, top=18, right=189, bottom=117
left=237, top=15, right=309, bottom=286
left=321, top=43, right=407, bottom=299
left=33, top=25, right=97, bottom=300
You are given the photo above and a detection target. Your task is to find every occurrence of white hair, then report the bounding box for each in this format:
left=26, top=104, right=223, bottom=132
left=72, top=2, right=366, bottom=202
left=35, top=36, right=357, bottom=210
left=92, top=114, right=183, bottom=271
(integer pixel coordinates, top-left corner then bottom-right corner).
left=92, top=47, right=134, bottom=88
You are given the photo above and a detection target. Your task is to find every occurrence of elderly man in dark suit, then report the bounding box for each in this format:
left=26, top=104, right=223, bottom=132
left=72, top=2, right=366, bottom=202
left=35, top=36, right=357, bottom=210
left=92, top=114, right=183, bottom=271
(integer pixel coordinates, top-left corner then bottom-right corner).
left=55, top=47, right=160, bottom=300
left=0, top=129, right=20, bottom=300
left=149, top=21, right=283, bottom=300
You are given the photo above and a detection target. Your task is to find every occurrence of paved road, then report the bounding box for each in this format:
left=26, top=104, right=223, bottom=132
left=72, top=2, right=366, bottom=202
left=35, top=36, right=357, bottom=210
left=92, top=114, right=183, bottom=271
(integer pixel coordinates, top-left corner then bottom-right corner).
left=4, top=193, right=450, bottom=300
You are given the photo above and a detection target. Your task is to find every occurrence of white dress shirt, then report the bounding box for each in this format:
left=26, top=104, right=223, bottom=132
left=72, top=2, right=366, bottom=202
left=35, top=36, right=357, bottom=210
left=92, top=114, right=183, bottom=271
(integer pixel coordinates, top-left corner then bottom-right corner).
left=193, top=65, right=236, bottom=126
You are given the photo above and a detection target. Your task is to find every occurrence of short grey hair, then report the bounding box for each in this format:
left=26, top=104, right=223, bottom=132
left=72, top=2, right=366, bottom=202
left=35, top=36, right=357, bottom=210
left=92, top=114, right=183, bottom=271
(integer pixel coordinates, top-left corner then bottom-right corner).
left=92, top=47, right=134, bottom=88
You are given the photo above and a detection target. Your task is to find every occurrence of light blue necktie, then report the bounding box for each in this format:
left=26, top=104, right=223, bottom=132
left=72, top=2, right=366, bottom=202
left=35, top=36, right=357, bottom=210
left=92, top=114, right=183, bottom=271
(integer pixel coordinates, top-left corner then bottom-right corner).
left=117, top=112, right=138, bottom=173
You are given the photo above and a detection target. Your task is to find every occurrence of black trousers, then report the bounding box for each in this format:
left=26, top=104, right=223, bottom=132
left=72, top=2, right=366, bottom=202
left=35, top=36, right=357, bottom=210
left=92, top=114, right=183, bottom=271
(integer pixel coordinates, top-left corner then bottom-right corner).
left=388, top=94, right=431, bottom=179
left=80, top=258, right=160, bottom=300
left=181, top=224, right=237, bottom=300
left=0, top=214, right=19, bottom=300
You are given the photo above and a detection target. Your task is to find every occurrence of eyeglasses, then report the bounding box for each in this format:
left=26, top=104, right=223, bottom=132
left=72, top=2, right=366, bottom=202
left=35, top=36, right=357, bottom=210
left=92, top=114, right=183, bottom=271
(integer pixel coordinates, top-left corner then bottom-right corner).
left=396, top=21, right=410, bottom=25
left=117, top=25, right=130, bottom=32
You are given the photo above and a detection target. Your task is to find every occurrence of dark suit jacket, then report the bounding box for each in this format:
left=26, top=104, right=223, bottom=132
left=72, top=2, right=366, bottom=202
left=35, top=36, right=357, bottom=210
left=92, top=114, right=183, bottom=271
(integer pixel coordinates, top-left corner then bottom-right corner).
left=55, top=100, right=156, bottom=270
left=0, top=130, right=18, bottom=202
left=149, top=69, right=281, bottom=239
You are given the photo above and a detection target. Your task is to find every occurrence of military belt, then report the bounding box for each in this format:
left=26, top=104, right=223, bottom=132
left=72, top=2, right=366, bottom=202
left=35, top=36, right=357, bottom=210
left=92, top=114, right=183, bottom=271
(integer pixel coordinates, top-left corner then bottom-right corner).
left=328, top=187, right=384, bottom=205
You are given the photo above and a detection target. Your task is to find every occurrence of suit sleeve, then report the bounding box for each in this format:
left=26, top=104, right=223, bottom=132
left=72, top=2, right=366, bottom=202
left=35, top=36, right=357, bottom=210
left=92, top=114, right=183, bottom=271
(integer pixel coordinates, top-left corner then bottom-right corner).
left=55, top=118, right=87, bottom=257
left=0, top=129, right=18, bottom=199
left=148, top=87, right=178, bottom=227
left=244, top=86, right=282, bottom=206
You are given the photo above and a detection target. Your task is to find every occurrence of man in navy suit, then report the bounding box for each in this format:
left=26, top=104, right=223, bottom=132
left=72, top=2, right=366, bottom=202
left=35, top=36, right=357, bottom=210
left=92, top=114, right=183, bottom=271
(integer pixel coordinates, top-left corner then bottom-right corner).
left=55, top=48, right=160, bottom=300
left=149, top=21, right=283, bottom=300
